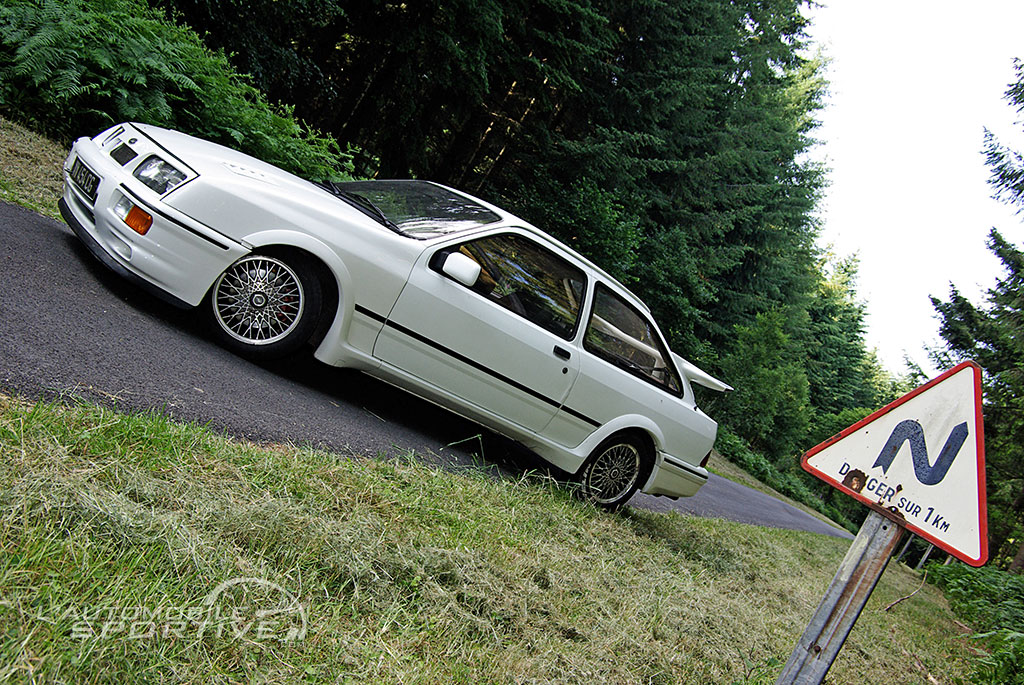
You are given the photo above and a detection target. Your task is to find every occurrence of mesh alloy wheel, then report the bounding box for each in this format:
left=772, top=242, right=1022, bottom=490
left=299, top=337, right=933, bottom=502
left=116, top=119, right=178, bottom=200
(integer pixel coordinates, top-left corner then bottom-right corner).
left=212, top=255, right=305, bottom=346
left=583, top=439, right=643, bottom=507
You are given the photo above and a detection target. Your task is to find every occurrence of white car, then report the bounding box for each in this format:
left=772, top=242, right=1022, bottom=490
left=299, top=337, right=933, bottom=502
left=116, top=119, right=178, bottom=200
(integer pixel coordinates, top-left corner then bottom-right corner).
left=60, top=122, right=731, bottom=509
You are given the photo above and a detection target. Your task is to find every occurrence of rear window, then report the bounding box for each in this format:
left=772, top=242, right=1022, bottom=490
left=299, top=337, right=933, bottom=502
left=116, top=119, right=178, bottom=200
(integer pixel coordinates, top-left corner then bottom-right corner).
left=584, top=283, right=682, bottom=394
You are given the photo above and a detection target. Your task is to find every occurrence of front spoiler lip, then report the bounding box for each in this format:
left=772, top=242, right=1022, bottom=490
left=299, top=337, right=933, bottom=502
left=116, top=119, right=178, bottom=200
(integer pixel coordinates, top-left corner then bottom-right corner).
left=59, top=196, right=192, bottom=310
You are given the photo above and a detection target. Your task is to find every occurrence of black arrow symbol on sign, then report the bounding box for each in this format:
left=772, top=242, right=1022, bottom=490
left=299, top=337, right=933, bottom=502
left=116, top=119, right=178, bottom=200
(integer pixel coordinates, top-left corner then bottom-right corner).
left=871, top=419, right=969, bottom=485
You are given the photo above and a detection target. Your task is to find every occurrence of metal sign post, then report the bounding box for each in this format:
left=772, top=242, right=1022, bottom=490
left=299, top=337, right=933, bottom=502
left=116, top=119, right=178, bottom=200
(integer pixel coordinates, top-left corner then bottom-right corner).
left=776, top=511, right=903, bottom=684
left=778, top=361, right=988, bottom=685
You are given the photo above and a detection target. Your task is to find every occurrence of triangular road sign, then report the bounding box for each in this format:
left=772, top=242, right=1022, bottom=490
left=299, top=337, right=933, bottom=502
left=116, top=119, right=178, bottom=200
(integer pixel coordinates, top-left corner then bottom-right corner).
left=802, top=361, right=988, bottom=566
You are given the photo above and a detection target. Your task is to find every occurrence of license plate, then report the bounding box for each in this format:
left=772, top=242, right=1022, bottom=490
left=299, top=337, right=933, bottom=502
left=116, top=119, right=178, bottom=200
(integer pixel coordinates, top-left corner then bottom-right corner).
left=70, top=158, right=100, bottom=202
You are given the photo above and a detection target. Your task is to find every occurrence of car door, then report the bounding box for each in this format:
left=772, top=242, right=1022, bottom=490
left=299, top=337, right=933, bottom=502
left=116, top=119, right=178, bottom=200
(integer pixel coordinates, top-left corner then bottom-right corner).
left=372, top=231, right=587, bottom=433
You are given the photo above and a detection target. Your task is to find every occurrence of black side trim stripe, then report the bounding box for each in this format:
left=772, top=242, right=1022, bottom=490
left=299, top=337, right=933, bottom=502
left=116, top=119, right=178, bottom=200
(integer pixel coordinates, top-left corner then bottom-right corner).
left=662, top=455, right=708, bottom=479
left=561, top=405, right=599, bottom=427
left=355, top=304, right=600, bottom=429
left=355, top=303, right=386, bottom=323
left=384, top=318, right=560, bottom=410
left=118, top=184, right=231, bottom=251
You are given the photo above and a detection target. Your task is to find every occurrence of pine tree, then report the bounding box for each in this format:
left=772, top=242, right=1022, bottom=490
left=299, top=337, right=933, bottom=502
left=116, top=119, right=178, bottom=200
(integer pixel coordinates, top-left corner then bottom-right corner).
left=155, top=0, right=879, bottom=471
left=932, top=60, right=1024, bottom=570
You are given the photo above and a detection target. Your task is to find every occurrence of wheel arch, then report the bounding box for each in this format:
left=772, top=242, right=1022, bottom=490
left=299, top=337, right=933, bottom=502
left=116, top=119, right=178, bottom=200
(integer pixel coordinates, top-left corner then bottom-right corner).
left=571, top=415, right=665, bottom=472
left=591, top=427, right=657, bottom=475
left=619, top=427, right=656, bottom=463
left=240, top=229, right=352, bottom=352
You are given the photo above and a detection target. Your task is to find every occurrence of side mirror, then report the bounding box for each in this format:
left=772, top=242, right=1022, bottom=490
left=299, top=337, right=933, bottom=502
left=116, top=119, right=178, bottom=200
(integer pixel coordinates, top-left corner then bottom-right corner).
left=441, top=252, right=481, bottom=287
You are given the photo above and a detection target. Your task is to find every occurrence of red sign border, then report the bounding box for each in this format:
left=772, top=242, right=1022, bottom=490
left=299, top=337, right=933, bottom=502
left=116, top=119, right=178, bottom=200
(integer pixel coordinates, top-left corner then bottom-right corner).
left=801, top=360, right=988, bottom=566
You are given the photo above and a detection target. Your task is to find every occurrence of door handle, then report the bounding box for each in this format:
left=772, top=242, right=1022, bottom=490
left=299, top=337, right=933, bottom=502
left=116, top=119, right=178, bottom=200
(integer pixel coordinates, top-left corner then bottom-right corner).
left=553, top=345, right=572, bottom=361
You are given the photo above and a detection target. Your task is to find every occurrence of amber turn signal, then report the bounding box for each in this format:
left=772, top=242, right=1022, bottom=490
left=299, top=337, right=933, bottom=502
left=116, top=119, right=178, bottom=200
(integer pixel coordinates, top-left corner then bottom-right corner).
left=124, top=205, right=153, bottom=235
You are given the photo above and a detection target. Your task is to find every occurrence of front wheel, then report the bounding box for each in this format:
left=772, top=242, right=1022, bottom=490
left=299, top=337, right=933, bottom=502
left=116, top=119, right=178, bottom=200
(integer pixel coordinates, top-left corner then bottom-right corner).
left=207, top=252, right=322, bottom=360
left=579, top=434, right=651, bottom=511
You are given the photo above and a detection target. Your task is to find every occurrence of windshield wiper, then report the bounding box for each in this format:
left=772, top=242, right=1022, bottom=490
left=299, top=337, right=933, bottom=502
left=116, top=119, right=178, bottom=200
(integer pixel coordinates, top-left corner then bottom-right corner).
left=317, top=181, right=402, bottom=234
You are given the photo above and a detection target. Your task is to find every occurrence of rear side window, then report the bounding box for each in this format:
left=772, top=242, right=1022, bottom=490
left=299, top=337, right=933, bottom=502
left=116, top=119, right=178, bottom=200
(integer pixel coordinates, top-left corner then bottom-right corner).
left=450, top=233, right=586, bottom=340
left=584, top=283, right=681, bottom=394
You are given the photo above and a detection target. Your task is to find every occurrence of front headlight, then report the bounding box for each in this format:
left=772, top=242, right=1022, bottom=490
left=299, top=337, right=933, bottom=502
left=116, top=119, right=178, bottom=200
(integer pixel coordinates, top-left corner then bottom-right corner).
left=134, top=156, right=186, bottom=195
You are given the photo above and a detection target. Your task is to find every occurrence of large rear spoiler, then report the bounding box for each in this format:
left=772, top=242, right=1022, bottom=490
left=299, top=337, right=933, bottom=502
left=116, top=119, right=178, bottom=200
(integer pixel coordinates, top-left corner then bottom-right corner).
left=671, top=353, right=733, bottom=393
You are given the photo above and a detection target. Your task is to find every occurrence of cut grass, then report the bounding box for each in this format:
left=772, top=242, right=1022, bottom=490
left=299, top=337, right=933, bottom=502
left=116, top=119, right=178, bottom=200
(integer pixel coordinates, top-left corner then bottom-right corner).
left=0, top=116, right=66, bottom=220
left=0, top=395, right=973, bottom=683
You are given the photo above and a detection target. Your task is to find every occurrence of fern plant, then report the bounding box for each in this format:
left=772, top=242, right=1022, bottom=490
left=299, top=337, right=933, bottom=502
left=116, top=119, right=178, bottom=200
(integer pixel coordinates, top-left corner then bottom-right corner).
left=0, top=0, right=352, bottom=180
left=929, top=563, right=1024, bottom=684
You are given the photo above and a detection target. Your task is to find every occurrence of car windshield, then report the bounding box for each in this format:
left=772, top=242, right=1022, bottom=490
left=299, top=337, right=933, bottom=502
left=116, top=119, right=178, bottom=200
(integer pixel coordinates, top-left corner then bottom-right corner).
left=330, top=180, right=502, bottom=239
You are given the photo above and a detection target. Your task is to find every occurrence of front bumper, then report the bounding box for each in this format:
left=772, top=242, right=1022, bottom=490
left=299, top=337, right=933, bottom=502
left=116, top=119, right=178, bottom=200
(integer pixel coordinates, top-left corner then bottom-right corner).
left=60, top=126, right=247, bottom=307
left=59, top=197, right=191, bottom=309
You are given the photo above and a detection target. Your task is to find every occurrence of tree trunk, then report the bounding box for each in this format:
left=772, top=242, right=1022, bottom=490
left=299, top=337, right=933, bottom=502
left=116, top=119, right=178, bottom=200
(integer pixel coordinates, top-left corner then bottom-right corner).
left=990, top=480, right=1024, bottom=565
left=1009, top=537, right=1024, bottom=573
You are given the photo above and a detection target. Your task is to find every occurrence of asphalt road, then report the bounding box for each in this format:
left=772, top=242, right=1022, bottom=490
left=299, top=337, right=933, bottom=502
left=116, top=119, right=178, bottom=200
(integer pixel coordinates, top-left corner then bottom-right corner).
left=0, top=201, right=851, bottom=540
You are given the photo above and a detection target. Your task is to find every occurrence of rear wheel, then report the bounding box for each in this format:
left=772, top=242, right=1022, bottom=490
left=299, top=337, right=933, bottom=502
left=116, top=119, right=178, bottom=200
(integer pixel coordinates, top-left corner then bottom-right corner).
left=207, top=252, right=322, bottom=360
left=579, top=433, right=651, bottom=511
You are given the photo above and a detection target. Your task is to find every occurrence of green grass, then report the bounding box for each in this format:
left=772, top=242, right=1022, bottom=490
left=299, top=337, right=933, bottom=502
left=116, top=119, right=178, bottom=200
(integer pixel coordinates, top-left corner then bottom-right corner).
left=0, top=395, right=974, bottom=683
left=0, top=116, right=65, bottom=219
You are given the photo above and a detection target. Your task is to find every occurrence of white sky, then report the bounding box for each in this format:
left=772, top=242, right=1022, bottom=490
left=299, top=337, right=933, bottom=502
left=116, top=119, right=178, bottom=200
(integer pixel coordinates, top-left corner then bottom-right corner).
left=805, top=1, right=1024, bottom=375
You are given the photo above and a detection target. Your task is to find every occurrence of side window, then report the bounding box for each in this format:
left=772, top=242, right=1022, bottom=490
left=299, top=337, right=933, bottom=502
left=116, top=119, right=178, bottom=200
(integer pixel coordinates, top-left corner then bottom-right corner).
left=584, top=283, right=681, bottom=394
left=445, top=233, right=586, bottom=340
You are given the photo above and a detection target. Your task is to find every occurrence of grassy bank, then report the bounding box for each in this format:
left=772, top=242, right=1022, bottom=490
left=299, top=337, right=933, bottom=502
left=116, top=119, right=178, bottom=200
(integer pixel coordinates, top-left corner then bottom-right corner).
left=0, top=396, right=972, bottom=683
left=0, top=116, right=65, bottom=219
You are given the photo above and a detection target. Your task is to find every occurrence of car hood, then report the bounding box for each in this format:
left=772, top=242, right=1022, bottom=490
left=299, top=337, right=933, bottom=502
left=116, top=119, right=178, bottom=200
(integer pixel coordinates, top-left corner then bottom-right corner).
left=131, top=123, right=380, bottom=243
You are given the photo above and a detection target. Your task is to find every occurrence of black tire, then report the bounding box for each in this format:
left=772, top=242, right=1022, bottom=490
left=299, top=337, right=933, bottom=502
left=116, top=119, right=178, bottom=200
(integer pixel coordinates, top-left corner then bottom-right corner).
left=206, top=251, right=323, bottom=361
left=579, top=433, right=652, bottom=511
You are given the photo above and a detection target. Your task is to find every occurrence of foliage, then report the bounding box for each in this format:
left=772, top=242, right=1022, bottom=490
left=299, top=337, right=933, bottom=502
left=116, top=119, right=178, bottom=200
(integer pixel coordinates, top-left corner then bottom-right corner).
left=712, top=311, right=810, bottom=462
left=512, top=177, right=643, bottom=280
left=0, top=0, right=351, bottom=180
left=806, top=406, right=872, bottom=448
left=805, top=257, right=873, bottom=411
left=930, top=59, right=1024, bottom=571
left=969, top=630, right=1024, bottom=685
left=929, top=563, right=1024, bottom=684
left=929, top=563, right=1024, bottom=630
